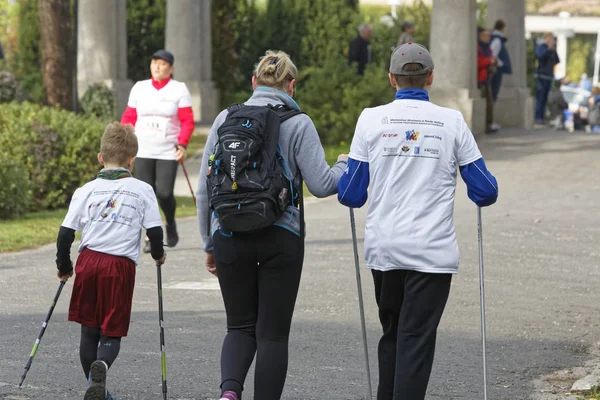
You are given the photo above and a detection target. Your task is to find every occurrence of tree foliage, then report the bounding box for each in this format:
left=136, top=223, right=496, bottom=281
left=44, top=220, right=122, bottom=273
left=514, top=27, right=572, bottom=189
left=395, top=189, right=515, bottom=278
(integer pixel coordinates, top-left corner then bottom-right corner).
left=12, top=0, right=44, bottom=103
left=126, top=0, right=166, bottom=83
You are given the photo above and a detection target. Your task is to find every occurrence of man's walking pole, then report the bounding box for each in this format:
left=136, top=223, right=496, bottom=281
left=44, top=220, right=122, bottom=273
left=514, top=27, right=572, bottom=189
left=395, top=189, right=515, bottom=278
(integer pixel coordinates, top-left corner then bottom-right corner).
left=477, top=207, right=488, bottom=400
left=179, top=160, right=196, bottom=207
left=19, top=279, right=68, bottom=387
left=156, top=262, right=168, bottom=400
left=349, top=208, right=373, bottom=400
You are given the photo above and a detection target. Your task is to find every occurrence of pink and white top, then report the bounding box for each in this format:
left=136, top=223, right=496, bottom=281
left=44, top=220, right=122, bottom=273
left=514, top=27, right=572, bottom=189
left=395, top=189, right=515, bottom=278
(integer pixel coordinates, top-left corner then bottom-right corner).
left=121, top=77, right=195, bottom=160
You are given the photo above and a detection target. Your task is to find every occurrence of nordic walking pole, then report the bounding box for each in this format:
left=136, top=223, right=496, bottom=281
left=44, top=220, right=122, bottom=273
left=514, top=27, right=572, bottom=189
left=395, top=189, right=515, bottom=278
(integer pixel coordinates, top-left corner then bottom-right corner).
left=349, top=208, right=373, bottom=400
left=19, top=278, right=68, bottom=387
left=156, top=261, right=168, bottom=400
left=477, top=207, right=488, bottom=400
left=179, top=160, right=196, bottom=207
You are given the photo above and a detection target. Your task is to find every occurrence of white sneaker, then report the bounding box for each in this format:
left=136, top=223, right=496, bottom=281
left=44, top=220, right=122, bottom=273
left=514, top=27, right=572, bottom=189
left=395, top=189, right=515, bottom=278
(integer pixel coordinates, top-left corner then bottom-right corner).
left=490, top=122, right=501, bottom=131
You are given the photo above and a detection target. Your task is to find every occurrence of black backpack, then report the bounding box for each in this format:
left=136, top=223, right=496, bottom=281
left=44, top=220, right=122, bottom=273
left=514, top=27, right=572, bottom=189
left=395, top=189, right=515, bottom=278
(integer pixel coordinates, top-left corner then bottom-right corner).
left=206, top=103, right=304, bottom=233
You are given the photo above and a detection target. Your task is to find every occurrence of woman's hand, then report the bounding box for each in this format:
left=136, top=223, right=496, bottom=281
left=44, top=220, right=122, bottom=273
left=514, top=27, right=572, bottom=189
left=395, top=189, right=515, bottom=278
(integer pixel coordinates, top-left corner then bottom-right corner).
left=175, top=145, right=187, bottom=162
left=206, top=253, right=217, bottom=276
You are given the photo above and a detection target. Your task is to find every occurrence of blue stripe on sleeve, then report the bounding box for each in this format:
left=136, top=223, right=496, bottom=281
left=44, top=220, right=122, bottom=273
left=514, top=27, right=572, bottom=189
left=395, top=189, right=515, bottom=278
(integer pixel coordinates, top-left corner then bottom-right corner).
left=459, top=157, right=498, bottom=207
left=338, top=157, right=369, bottom=208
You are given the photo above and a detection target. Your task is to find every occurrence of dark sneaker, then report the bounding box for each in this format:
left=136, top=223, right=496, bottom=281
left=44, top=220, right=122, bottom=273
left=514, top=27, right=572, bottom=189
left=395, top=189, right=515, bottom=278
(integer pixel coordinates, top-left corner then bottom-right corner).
left=166, top=223, right=179, bottom=247
left=143, top=240, right=151, bottom=254
left=84, top=360, right=108, bottom=400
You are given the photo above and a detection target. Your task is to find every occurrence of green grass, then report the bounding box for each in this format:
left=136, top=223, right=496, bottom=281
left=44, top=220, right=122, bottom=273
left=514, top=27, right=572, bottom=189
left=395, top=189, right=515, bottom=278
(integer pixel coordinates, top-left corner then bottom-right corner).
left=186, top=131, right=208, bottom=156
left=0, top=196, right=197, bottom=253
left=578, top=386, right=600, bottom=399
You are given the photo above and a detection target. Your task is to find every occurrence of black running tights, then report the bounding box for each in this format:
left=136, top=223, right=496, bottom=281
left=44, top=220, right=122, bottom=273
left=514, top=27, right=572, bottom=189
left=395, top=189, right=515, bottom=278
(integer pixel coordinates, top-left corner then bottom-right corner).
left=134, top=157, right=178, bottom=226
left=80, top=325, right=122, bottom=379
left=214, top=226, right=304, bottom=400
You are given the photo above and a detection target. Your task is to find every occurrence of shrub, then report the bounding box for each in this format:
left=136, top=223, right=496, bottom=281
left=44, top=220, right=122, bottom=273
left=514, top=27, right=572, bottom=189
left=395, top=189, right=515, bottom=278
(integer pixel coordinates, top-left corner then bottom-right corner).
left=80, top=83, right=116, bottom=121
left=0, top=153, right=31, bottom=219
left=0, top=102, right=106, bottom=210
left=0, top=70, right=24, bottom=103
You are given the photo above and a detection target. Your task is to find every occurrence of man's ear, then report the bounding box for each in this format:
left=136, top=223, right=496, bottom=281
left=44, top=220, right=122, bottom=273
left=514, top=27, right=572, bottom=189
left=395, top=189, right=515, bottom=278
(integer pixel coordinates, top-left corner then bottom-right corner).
left=426, top=71, right=434, bottom=87
left=98, top=153, right=104, bottom=166
left=251, top=75, right=257, bottom=90
left=388, top=73, right=397, bottom=89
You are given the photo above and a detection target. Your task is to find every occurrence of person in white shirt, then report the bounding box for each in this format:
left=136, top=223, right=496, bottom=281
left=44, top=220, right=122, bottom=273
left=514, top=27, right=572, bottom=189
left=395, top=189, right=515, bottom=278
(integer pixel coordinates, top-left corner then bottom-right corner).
left=121, top=49, right=195, bottom=251
left=338, top=42, right=499, bottom=400
left=55, top=122, right=166, bottom=400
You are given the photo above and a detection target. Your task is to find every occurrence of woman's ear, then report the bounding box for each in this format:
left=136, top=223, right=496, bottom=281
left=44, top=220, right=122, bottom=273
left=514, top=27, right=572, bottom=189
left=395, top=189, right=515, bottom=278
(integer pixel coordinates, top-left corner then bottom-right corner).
left=251, top=75, right=257, bottom=90
left=288, top=79, right=296, bottom=97
left=128, top=156, right=136, bottom=171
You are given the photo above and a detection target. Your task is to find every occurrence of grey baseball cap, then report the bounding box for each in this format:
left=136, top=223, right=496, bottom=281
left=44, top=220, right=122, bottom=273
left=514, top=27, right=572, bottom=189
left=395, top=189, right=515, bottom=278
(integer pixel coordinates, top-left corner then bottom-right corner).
left=389, top=42, right=434, bottom=76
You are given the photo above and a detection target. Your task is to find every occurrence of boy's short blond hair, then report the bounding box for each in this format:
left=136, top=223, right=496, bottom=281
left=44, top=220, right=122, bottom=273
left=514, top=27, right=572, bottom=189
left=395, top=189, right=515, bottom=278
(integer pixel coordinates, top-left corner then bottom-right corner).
left=101, top=122, right=138, bottom=167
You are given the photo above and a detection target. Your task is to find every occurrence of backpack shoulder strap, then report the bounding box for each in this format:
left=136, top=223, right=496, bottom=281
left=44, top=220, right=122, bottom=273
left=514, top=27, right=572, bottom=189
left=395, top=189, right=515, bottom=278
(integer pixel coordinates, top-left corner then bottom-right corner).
left=226, top=103, right=244, bottom=113
left=269, top=104, right=306, bottom=123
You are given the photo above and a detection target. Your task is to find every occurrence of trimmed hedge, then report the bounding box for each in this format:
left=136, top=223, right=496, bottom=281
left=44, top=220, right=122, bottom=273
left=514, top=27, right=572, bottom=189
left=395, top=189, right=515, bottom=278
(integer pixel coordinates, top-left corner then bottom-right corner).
left=0, top=102, right=107, bottom=212
left=80, top=82, right=116, bottom=121
left=0, top=153, right=30, bottom=219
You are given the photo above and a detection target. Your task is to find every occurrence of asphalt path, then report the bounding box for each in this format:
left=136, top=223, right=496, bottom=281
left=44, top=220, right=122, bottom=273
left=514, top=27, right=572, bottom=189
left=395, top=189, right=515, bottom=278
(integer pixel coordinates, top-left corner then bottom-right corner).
left=1, top=128, right=599, bottom=399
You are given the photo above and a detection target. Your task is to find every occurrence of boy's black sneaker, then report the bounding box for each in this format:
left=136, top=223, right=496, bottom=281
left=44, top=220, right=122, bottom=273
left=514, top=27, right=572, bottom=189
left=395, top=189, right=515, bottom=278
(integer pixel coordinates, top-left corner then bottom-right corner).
left=166, top=222, right=178, bottom=247
left=84, top=360, right=108, bottom=400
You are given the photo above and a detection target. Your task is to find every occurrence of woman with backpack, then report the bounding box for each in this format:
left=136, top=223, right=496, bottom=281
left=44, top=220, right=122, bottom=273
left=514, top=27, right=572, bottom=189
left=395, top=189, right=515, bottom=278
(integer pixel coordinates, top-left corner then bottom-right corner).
left=196, top=50, right=348, bottom=400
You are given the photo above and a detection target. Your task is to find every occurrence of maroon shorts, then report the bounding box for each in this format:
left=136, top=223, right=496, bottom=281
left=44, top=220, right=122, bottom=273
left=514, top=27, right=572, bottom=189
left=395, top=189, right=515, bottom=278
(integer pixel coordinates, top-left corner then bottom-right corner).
left=68, top=248, right=136, bottom=337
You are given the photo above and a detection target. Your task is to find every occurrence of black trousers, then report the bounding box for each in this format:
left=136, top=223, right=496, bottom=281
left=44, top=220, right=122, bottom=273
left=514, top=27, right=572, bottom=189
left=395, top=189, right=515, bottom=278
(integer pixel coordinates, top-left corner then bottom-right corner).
left=134, top=158, right=178, bottom=225
left=214, top=226, right=304, bottom=400
left=372, top=269, right=452, bottom=400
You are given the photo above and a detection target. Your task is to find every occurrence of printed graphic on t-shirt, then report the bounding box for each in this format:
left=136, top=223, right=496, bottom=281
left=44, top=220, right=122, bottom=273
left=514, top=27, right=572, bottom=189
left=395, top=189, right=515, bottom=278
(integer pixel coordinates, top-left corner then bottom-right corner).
left=87, top=191, right=142, bottom=227
left=381, top=126, right=442, bottom=160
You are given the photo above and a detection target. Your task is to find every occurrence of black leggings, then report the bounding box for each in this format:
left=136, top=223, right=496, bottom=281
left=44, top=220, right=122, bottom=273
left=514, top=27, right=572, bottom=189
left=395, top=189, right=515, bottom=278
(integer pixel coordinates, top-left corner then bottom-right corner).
left=214, top=226, right=304, bottom=400
left=134, top=158, right=178, bottom=225
left=79, top=326, right=122, bottom=379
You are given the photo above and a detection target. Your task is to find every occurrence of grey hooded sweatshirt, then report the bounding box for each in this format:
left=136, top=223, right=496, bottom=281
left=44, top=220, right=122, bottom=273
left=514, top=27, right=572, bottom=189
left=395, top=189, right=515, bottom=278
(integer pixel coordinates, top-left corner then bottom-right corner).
left=196, top=87, right=347, bottom=252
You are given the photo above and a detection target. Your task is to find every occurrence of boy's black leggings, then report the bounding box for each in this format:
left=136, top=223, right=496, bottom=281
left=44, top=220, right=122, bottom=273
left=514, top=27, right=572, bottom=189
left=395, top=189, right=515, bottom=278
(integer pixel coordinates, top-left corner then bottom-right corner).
left=213, top=226, right=304, bottom=400
left=134, top=158, right=178, bottom=226
left=80, top=326, right=121, bottom=378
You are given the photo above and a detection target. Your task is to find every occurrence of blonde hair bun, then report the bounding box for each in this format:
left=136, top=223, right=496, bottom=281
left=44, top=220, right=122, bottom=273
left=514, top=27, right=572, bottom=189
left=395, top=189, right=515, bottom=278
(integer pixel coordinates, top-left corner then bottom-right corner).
left=254, top=50, right=298, bottom=91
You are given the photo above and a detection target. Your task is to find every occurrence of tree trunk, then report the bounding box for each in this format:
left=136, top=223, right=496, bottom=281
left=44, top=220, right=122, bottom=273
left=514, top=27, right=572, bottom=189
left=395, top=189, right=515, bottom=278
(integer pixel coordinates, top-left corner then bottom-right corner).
left=38, top=0, right=73, bottom=110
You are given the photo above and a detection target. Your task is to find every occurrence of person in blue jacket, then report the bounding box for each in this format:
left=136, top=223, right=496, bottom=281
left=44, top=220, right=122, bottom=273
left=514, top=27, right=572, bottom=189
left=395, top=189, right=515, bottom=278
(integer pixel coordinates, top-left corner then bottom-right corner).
left=489, top=20, right=512, bottom=104
left=338, top=42, right=498, bottom=400
left=535, top=32, right=560, bottom=125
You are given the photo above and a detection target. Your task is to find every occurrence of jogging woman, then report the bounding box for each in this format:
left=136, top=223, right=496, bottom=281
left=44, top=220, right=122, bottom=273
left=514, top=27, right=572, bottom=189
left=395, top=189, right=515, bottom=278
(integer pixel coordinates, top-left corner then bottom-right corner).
left=121, top=49, right=195, bottom=251
left=196, top=50, right=348, bottom=400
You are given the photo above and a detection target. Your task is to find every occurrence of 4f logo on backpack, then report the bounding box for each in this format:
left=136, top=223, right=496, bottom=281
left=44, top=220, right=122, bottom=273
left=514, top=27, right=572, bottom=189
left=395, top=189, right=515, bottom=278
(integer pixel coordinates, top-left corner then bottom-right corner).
left=224, top=140, right=246, bottom=151
left=241, top=119, right=252, bottom=128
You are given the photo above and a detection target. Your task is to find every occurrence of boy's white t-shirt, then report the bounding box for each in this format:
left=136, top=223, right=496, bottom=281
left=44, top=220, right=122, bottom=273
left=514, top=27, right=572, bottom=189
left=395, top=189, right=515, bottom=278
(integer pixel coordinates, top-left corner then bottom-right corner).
left=127, top=79, right=193, bottom=160
left=61, top=176, right=163, bottom=264
left=350, top=99, right=482, bottom=274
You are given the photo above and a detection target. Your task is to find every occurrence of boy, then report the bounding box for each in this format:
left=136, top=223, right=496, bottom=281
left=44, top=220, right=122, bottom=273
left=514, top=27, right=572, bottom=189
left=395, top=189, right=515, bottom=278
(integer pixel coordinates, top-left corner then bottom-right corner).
left=56, top=122, right=166, bottom=400
left=338, top=42, right=498, bottom=399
